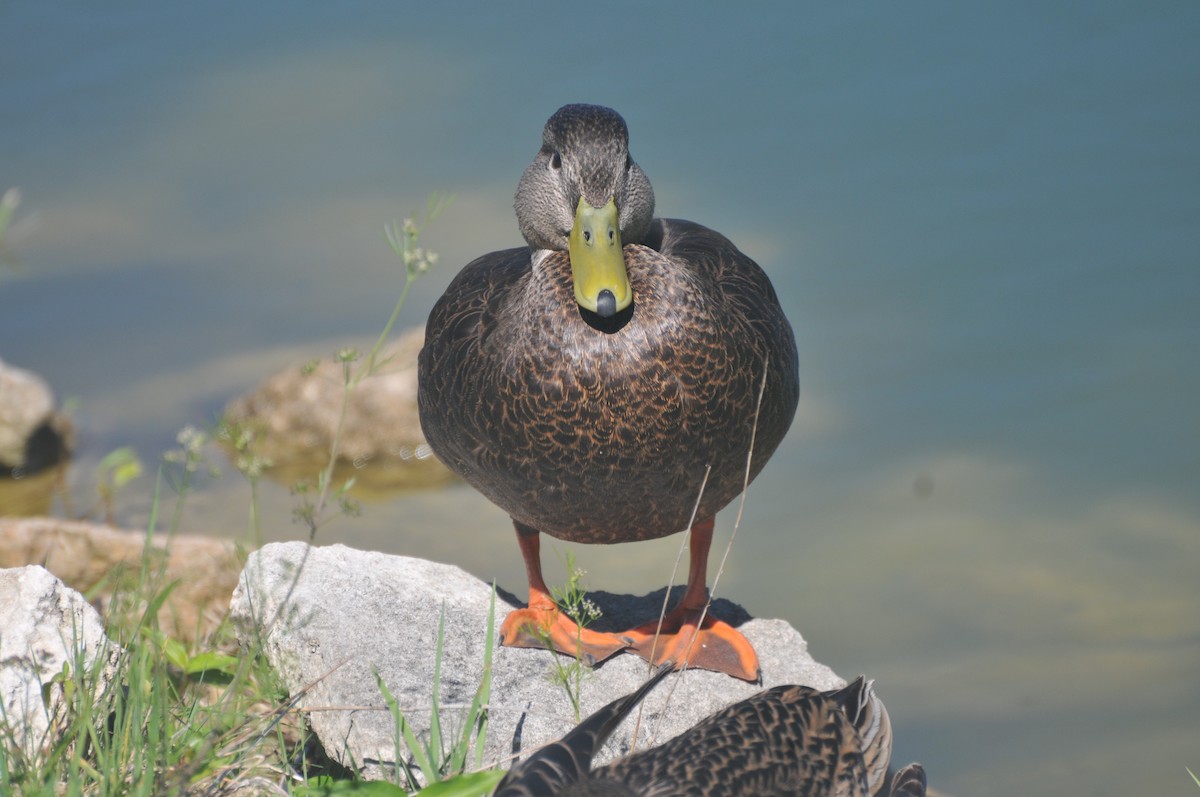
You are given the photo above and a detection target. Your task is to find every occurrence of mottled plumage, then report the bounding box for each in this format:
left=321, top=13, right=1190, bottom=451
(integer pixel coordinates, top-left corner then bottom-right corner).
left=494, top=671, right=928, bottom=797
left=419, top=219, right=797, bottom=543
left=417, top=104, right=799, bottom=678
left=494, top=666, right=675, bottom=797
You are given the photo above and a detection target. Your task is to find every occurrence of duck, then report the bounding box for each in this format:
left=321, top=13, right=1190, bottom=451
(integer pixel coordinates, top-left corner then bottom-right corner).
left=492, top=666, right=929, bottom=797
left=418, top=104, right=799, bottom=681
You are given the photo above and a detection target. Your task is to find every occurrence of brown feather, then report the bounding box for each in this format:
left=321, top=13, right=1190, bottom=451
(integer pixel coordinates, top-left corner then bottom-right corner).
left=418, top=218, right=798, bottom=544
left=495, top=674, right=922, bottom=797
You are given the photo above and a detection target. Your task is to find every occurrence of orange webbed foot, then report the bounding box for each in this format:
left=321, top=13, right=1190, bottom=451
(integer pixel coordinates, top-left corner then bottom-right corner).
left=500, top=604, right=630, bottom=667
left=625, top=605, right=761, bottom=682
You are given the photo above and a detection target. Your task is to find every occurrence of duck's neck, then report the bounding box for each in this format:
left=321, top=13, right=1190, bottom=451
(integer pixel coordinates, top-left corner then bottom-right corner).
left=529, top=247, right=556, bottom=272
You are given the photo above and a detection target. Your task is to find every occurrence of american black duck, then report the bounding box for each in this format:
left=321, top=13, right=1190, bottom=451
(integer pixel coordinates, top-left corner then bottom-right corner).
left=493, top=667, right=928, bottom=797
left=418, top=104, right=799, bottom=680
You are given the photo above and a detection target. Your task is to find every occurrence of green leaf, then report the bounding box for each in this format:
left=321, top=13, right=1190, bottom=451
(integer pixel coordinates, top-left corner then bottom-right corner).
left=112, top=459, right=143, bottom=488
left=42, top=660, right=74, bottom=707
left=415, top=770, right=504, bottom=797
left=97, top=446, right=144, bottom=488
left=160, top=635, right=190, bottom=671
left=183, top=651, right=240, bottom=676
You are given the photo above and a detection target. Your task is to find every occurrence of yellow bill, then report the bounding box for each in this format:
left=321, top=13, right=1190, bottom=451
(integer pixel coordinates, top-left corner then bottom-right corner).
left=568, top=196, right=632, bottom=317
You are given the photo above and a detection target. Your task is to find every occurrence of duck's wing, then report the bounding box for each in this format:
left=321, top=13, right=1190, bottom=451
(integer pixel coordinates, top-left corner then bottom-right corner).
left=592, top=682, right=875, bottom=797
left=888, top=763, right=928, bottom=797
left=493, top=666, right=674, bottom=796
left=827, top=676, right=893, bottom=796
left=417, top=246, right=532, bottom=492
left=831, top=679, right=930, bottom=797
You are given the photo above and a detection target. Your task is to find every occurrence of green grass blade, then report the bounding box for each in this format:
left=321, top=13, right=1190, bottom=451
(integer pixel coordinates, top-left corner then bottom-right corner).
left=375, top=668, right=436, bottom=787
left=468, top=585, right=496, bottom=771
left=429, top=606, right=446, bottom=773
left=416, top=770, right=504, bottom=797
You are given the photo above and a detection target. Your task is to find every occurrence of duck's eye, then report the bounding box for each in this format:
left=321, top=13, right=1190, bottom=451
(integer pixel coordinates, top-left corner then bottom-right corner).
left=550, top=152, right=562, bottom=170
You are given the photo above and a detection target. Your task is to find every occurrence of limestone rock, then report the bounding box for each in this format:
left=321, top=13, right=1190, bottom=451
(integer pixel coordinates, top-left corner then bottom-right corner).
left=0, top=517, right=241, bottom=642
left=0, top=358, right=72, bottom=477
left=222, top=327, right=452, bottom=493
left=0, top=566, right=120, bottom=767
left=231, top=542, right=842, bottom=782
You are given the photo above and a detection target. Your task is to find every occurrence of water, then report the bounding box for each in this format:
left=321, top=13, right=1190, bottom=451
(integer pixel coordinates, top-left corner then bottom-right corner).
left=3, top=3, right=1198, bottom=794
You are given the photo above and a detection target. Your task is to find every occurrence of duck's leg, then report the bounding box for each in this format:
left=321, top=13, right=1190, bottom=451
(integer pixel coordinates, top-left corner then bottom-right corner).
left=625, top=517, right=761, bottom=682
left=499, top=521, right=631, bottom=666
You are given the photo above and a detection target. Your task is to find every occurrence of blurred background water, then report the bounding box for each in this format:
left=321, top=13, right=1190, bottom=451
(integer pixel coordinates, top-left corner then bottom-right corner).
left=2, top=3, right=1198, bottom=794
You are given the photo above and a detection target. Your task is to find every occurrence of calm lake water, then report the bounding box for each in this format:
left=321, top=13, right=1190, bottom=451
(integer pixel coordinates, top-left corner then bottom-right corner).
left=3, top=4, right=1198, bottom=795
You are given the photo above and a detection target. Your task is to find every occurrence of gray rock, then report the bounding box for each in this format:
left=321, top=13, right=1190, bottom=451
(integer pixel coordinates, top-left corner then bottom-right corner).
left=0, top=359, right=72, bottom=476
left=231, top=542, right=842, bottom=782
left=0, top=565, right=120, bottom=767
left=222, top=327, right=452, bottom=493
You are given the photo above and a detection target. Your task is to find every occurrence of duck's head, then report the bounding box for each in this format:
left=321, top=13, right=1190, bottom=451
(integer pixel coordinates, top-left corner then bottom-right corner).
left=515, top=104, right=655, bottom=318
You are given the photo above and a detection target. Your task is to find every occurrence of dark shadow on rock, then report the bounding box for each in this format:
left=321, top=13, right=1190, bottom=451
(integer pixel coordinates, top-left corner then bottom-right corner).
left=492, top=585, right=755, bottom=632
left=18, top=419, right=71, bottom=475
left=585, top=587, right=754, bottom=633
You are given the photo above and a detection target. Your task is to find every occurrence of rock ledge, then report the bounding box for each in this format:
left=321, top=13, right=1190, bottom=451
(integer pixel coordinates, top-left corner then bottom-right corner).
left=231, top=542, right=841, bottom=781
